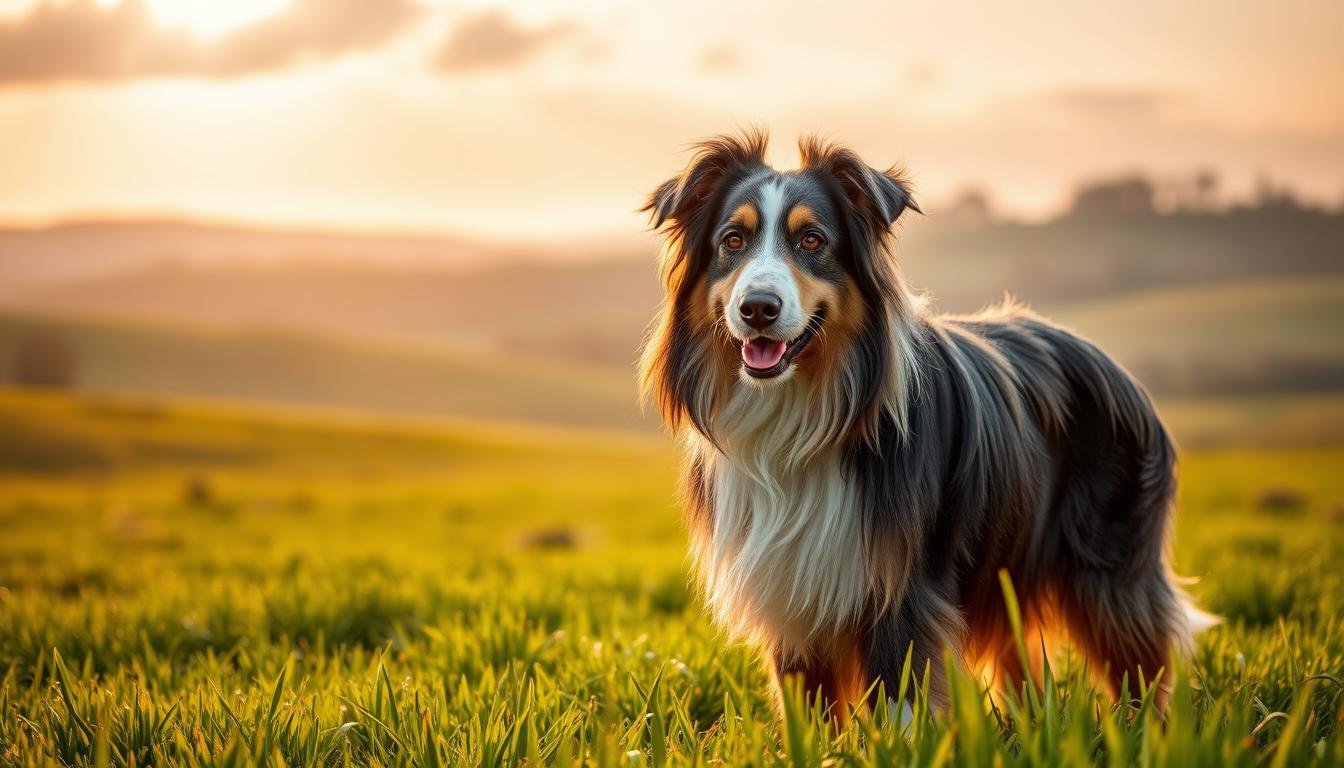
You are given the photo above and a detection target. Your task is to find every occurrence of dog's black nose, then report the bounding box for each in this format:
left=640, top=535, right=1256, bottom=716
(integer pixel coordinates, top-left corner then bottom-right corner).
left=739, top=291, right=782, bottom=330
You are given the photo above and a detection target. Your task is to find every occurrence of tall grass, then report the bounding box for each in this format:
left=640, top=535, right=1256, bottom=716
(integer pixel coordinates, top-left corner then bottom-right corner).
left=0, top=389, right=1341, bottom=765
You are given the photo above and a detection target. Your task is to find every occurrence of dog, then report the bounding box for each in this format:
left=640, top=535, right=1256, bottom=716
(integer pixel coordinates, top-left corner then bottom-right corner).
left=638, top=131, right=1215, bottom=717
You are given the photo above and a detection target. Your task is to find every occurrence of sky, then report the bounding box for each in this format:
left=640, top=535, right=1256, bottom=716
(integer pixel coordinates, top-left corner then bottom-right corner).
left=0, top=0, right=1341, bottom=241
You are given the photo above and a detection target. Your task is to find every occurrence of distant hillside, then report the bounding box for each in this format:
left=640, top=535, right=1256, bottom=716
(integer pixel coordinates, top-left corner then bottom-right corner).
left=901, top=207, right=1344, bottom=312
left=0, top=217, right=643, bottom=296
left=0, top=313, right=646, bottom=430
left=2, top=208, right=1340, bottom=369
left=0, top=276, right=1338, bottom=431
left=1, top=258, right=660, bottom=366
left=1052, top=277, right=1344, bottom=396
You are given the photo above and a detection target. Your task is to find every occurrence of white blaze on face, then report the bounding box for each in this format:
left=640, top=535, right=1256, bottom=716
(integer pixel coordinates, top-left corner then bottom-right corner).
left=726, top=179, right=807, bottom=340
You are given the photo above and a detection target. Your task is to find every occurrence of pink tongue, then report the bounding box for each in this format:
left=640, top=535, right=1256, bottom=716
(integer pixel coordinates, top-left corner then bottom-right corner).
left=742, top=338, right=787, bottom=369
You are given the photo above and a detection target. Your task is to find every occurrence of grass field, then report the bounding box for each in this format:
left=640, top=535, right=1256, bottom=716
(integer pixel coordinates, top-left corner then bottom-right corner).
left=1, top=387, right=1342, bottom=766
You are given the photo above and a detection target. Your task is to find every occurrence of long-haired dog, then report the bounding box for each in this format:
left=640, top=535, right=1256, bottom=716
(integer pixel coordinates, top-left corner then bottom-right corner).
left=639, top=131, right=1215, bottom=717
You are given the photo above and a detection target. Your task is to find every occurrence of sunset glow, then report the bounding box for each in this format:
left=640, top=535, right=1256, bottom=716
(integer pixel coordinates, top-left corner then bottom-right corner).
left=0, top=0, right=1340, bottom=239
left=145, top=0, right=290, bottom=37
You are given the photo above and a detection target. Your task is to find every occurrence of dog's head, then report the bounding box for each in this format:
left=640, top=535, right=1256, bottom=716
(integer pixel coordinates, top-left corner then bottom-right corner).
left=641, top=131, right=920, bottom=443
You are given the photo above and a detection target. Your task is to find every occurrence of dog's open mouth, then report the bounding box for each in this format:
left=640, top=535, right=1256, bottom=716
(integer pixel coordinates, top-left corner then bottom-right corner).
left=740, top=309, right=825, bottom=379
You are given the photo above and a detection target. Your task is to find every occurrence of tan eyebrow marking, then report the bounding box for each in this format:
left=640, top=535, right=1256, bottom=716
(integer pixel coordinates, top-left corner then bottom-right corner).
left=787, top=204, right=816, bottom=232
left=729, top=204, right=759, bottom=231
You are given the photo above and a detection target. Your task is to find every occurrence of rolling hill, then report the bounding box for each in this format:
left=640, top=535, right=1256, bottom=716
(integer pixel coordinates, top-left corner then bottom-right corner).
left=1051, top=276, right=1344, bottom=395
left=0, top=274, right=1339, bottom=431
left=2, top=206, right=1340, bottom=370
left=0, top=313, right=647, bottom=430
left=0, top=217, right=644, bottom=296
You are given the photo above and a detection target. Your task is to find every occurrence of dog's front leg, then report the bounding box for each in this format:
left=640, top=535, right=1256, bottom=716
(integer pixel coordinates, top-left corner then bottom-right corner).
left=864, top=583, right=966, bottom=712
left=771, top=634, right=867, bottom=724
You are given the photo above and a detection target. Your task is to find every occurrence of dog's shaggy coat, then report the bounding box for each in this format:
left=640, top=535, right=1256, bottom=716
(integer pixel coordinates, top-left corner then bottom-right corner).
left=640, top=131, right=1213, bottom=715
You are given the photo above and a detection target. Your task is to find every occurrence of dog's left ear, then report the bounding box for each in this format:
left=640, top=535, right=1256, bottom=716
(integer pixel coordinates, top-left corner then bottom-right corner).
left=801, top=139, right=920, bottom=230
left=643, top=131, right=769, bottom=235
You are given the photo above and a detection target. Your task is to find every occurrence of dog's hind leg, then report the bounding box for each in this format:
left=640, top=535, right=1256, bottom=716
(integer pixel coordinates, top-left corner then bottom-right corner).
left=1055, top=565, right=1213, bottom=710
left=967, top=606, right=1050, bottom=704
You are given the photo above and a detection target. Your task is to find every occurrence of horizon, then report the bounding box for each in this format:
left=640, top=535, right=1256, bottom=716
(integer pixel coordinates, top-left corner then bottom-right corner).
left=0, top=168, right=1337, bottom=250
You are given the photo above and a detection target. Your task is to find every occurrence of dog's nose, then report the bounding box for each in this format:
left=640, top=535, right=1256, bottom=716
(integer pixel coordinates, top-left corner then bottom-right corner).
left=739, top=291, right=782, bottom=330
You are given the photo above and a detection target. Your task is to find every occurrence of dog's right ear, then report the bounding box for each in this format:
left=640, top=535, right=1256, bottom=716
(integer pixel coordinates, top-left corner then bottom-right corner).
left=643, top=131, right=769, bottom=234
left=799, top=136, right=919, bottom=233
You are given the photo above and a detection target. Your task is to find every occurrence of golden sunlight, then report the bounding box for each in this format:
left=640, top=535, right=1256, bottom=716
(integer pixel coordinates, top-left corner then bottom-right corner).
left=144, top=0, right=289, bottom=37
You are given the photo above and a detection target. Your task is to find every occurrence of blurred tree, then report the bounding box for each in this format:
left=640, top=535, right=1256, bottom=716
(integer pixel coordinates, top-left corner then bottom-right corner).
left=942, top=188, right=995, bottom=226
left=1069, top=176, right=1156, bottom=216
left=12, top=330, right=77, bottom=389
left=1158, top=169, right=1220, bottom=213
left=1193, top=169, right=1219, bottom=210
left=1253, top=173, right=1304, bottom=211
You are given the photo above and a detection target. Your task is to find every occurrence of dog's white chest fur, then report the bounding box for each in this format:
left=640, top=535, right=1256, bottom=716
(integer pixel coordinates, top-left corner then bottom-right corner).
left=691, top=381, right=870, bottom=659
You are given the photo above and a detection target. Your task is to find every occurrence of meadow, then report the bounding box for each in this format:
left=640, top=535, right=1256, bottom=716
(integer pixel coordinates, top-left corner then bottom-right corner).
left=1, top=387, right=1342, bottom=766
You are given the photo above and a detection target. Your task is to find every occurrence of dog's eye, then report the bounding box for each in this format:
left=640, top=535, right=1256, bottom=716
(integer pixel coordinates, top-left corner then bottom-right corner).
left=799, top=232, right=825, bottom=252
left=722, top=232, right=744, bottom=250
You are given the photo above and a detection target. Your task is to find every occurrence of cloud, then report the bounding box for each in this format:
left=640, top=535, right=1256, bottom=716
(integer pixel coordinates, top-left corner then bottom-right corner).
left=0, top=0, right=422, bottom=85
left=433, top=10, right=581, bottom=73
left=903, top=59, right=944, bottom=89
left=696, top=44, right=744, bottom=73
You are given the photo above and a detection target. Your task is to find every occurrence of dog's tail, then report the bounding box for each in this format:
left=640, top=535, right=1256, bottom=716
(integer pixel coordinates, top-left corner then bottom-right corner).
left=1172, top=579, right=1221, bottom=657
